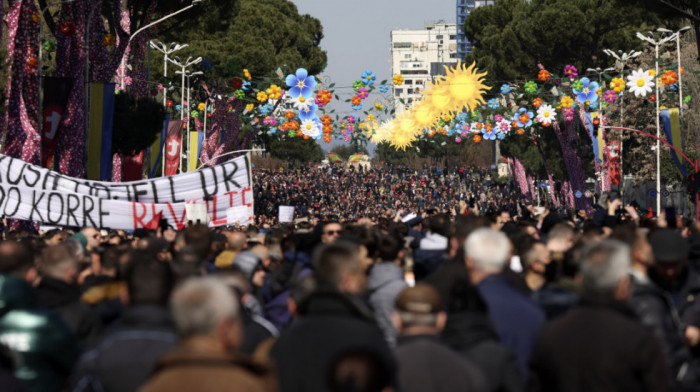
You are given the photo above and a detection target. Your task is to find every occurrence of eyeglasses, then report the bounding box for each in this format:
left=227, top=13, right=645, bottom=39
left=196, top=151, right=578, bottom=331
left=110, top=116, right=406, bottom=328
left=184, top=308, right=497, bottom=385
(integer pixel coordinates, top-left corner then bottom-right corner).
left=324, top=230, right=342, bottom=236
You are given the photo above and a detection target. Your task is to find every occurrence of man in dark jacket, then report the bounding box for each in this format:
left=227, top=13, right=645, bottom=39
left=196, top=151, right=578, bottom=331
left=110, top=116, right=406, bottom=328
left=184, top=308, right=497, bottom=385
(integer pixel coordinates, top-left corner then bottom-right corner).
left=34, top=243, right=102, bottom=344
left=0, top=240, right=80, bottom=392
left=394, top=283, right=486, bottom=392
left=413, top=214, right=451, bottom=281
left=528, top=239, right=672, bottom=392
left=71, top=252, right=178, bottom=392
left=270, top=241, right=396, bottom=392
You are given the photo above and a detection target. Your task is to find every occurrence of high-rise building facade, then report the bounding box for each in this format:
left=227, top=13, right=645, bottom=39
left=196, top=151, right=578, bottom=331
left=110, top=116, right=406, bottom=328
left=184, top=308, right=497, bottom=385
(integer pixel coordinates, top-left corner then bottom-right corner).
left=390, top=22, right=457, bottom=113
left=456, top=0, right=495, bottom=59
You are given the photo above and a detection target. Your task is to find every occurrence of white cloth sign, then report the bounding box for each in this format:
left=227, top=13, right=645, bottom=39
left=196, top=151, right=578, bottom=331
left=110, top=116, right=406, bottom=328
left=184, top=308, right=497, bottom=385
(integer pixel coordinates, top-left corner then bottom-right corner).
left=227, top=206, right=253, bottom=226
left=278, top=206, right=294, bottom=223
left=0, top=154, right=252, bottom=230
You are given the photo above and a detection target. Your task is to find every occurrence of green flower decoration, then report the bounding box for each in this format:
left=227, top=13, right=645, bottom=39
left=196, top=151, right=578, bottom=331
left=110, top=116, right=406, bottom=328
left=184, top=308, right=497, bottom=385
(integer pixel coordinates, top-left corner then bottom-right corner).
left=288, top=129, right=296, bottom=138
left=43, top=41, right=56, bottom=52
left=572, top=79, right=584, bottom=91
left=524, top=81, right=537, bottom=93
left=235, top=90, right=245, bottom=99
left=684, top=95, right=692, bottom=104
left=353, top=80, right=365, bottom=91
left=191, top=111, right=199, bottom=118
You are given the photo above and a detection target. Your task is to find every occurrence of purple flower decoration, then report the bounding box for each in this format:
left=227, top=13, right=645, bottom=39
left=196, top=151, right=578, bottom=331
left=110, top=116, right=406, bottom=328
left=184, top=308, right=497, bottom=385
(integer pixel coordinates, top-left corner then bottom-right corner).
left=494, top=114, right=503, bottom=123
left=562, top=107, right=575, bottom=121
left=603, top=90, right=617, bottom=103
left=564, top=65, right=578, bottom=80
left=357, top=88, right=369, bottom=99
left=285, top=68, right=317, bottom=99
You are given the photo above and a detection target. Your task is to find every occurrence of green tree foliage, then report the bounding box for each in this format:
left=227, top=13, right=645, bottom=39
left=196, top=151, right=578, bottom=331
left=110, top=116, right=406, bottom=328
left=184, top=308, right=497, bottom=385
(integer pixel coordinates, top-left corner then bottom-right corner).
left=375, top=141, right=414, bottom=165
left=269, top=137, right=323, bottom=166
left=152, top=0, right=327, bottom=81
left=464, top=0, right=675, bottom=82
left=331, top=144, right=368, bottom=160
left=112, top=93, right=166, bottom=155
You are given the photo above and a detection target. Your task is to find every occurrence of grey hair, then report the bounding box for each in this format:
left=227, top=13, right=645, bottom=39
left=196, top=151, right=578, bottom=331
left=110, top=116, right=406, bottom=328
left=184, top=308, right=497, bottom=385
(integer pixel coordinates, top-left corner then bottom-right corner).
left=580, top=239, right=631, bottom=293
left=170, top=277, right=239, bottom=337
left=464, top=228, right=511, bottom=273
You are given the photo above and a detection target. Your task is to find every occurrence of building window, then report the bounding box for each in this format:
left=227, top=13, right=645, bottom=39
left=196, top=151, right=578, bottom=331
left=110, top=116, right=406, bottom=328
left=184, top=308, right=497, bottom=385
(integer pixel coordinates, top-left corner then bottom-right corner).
left=407, top=98, right=414, bottom=104
left=404, top=54, right=411, bottom=59
left=449, top=35, right=456, bottom=40
left=404, top=79, right=413, bottom=85
left=415, top=80, right=424, bottom=85
left=394, top=89, right=403, bottom=96
left=401, top=70, right=429, bottom=75
left=436, top=35, right=443, bottom=39
left=393, top=42, right=412, bottom=48
left=450, top=53, right=457, bottom=58
left=407, top=89, right=413, bottom=94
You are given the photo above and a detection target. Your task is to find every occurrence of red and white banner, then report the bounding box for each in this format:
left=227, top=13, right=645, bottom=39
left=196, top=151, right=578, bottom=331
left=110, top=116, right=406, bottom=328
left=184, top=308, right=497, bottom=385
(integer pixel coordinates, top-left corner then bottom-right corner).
left=609, top=140, right=621, bottom=186
left=40, top=77, right=74, bottom=169
left=165, top=120, right=183, bottom=176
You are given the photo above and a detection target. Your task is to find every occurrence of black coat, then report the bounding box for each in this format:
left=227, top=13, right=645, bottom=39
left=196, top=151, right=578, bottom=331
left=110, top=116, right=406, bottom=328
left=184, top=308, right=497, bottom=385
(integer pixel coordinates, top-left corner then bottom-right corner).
left=270, top=289, right=396, bottom=392
left=34, top=277, right=102, bottom=344
left=527, top=296, right=673, bottom=392
left=71, top=305, right=178, bottom=392
left=442, top=311, right=524, bottom=392
left=396, top=334, right=487, bottom=392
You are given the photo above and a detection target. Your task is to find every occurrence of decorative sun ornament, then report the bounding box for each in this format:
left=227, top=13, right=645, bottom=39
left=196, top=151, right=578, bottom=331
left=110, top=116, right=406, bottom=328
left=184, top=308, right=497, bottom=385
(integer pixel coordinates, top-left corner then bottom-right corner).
left=423, top=61, right=490, bottom=117
left=388, top=113, right=419, bottom=150
left=536, top=104, right=557, bottom=127
left=626, top=68, right=654, bottom=97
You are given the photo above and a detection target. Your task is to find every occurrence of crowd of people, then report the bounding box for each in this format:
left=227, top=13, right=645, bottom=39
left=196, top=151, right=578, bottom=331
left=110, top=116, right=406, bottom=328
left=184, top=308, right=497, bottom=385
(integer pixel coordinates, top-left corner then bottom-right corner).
left=0, top=168, right=699, bottom=391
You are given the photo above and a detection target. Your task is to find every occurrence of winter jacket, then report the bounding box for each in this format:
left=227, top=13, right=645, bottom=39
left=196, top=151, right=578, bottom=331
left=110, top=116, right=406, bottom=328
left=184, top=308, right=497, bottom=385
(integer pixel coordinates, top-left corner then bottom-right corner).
left=442, top=311, right=524, bottom=392
left=527, top=295, right=673, bottom=392
left=631, top=273, right=699, bottom=390
left=368, top=262, right=407, bottom=347
left=424, top=258, right=471, bottom=306
left=477, top=275, right=546, bottom=376
left=395, top=334, right=487, bottom=392
left=34, top=277, right=102, bottom=344
left=270, top=289, right=396, bottom=392
left=0, top=275, right=80, bottom=392
left=71, top=305, right=178, bottom=392
left=262, top=251, right=313, bottom=332
left=413, top=233, right=450, bottom=281
left=139, top=339, right=274, bottom=392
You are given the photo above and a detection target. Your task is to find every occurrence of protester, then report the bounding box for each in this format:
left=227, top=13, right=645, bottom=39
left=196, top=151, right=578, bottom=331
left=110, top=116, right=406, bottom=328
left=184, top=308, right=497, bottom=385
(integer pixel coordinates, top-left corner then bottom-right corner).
left=393, top=283, right=486, bottom=392
left=528, top=239, right=672, bottom=391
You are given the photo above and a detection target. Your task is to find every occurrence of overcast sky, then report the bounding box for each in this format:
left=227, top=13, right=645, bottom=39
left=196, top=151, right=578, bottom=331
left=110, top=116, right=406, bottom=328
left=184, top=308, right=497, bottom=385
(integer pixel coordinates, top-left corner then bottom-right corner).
left=289, top=0, right=457, bottom=151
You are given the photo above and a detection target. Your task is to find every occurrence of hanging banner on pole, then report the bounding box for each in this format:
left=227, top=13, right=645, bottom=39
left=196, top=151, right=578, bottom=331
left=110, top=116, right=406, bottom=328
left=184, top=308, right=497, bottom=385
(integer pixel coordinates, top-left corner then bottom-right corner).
left=660, top=108, right=688, bottom=176
left=165, top=120, right=184, bottom=176
left=0, top=153, right=252, bottom=230
left=584, top=112, right=604, bottom=163
left=41, top=77, right=74, bottom=169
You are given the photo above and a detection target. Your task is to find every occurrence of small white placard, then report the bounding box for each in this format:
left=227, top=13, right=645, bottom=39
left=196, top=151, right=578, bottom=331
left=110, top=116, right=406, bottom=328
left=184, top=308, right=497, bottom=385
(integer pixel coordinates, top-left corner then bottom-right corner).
left=279, top=206, right=295, bottom=223
left=185, top=204, right=209, bottom=224
left=227, top=206, right=253, bottom=226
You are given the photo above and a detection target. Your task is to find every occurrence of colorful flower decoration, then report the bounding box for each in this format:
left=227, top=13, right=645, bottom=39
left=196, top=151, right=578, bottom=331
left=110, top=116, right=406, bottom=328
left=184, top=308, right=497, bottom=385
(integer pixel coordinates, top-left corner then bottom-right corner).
left=516, top=128, right=525, bottom=135
left=523, top=81, right=537, bottom=93
left=660, top=70, right=678, bottom=86
left=626, top=68, right=654, bottom=97
left=243, top=69, right=251, bottom=81
left=300, top=119, right=321, bottom=139
left=536, top=104, right=556, bottom=127
left=573, top=77, right=599, bottom=104
left=157, top=84, right=164, bottom=91
left=649, top=94, right=656, bottom=103
left=235, top=90, right=245, bottom=99
left=561, top=107, right=574, bottom=121
left=259, top=103, right=272, bottom=114
left=31, top=13, right=41, bottom=23
left=609, top=77, right=625, bottom=93
left=191, top=111, right=199, bottom=118
left=285, top=111, right=295, bottom=119
left=603, top=90, right=617, bottom=103
left=61, top=21, right=75, bottom=36
left=500, top=84, right=511, bottom=94
left=299, top=104, right=318, bottom=121
left=563, top=65, right=578, bottom=79
left=346, top=115, right=356, bottom=123
left=488, top=98, right=499, bottom=109
left=352, top=103, right=363, bottom=111
left=375, top=102, right=384, bottom=110
left=166, top=100, right=174, bottom=108
left=473, top=134, right=482, bottom=143
left=571, top=79, right=584, bottom=91
left=256, top=91, right=268, bottom=102
left=175, top=104, right=182, bottom=111
left=514, top=108, right=534, bottom=128
left=242, top=81, right=251, bottom=91
left=124, top=76, right=133, bottom=86
left=379, top=84, right=389, bottom=93
left=351, top=96, right=362, bottom=106
left=560, top=96, right=574, bottom=108
left=315, top=89, right=332, bottom=107
left=266, top=84, right=283, bottom=100
left=393, top=74, right=404, bottom=85
left=455, top=136, right=462, bottom=143
left=26, top=57, right=38, bottom=70
left=43, top=41, right=56, bottom=52
left=361, top=71, right=376, bottom=86
left=357, top=88, right=369, bottom=100
left=538, top=70, right=550, bottom=82
left=103, top=34, right=115, bottom=46
left=532, top=98, right=542, bottom=108
left=352, top=80, right=365, bottom=91
left=231, top=78, right=243, bottom=90
left=285, top=68, right=317, bottom=99
left=494, top=114, right=503, bottom=123
left=198, top=103, right=206, bottom=111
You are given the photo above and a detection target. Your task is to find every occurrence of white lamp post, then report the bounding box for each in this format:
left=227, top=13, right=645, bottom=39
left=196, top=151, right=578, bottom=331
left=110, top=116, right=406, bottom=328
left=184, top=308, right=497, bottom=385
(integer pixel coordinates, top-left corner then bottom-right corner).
left=175, top=69, right=202, bottom=172
left=636, top=31, right=678, bottom=215
left=149, top=41, right=188, bottom=107
left=657, top=27, right=692, bottom=117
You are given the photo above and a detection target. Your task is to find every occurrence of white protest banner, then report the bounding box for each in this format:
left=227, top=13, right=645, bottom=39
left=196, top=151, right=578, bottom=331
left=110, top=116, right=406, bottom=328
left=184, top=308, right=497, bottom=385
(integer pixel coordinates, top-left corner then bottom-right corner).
left=278, top=205, right=294, bottom=223
left=226, top=205, right=253, bottom=226
left=0, top=153, right=252, bottom=230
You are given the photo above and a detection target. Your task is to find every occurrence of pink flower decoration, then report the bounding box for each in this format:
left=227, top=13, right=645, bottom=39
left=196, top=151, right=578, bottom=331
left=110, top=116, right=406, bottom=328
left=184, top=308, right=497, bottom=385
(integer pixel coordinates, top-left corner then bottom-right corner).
left=344, top=136, right=351, bottom=142
left=562, top=107, right=574, bottom=121
left=563, top=65, right=578, bottom=80
left=124, top=76, right=133, bottom=86
left=346, top=124, right=354, bottom=133
left=603, top=89, right=617, bottom=103
left=357, top=88, right=368, bottom=99
left=455, top=136, right=462, bottom=143
left=157, top=83, right=164, bottom=91
left=346, top=115, right=356, bottom=123
left=494, top=114, right=503, bottom=123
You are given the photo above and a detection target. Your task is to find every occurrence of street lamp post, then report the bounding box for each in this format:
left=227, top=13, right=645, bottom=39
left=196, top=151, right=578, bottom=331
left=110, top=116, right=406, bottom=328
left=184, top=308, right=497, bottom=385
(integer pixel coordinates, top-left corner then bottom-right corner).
left=657, top=27, right=692, bottom=118
left=149, top=41, right=188, bottom=107
left=586, top=67, right=615, bottom=195
left=602, top=49, right=642, bottom=203
left=636, top=31, right=678, bottom=216
left=167, top=56, right=201, bottom=175
left=176, top=69, right=202, bottom=172
left=119, top=0, right=203, bottom=91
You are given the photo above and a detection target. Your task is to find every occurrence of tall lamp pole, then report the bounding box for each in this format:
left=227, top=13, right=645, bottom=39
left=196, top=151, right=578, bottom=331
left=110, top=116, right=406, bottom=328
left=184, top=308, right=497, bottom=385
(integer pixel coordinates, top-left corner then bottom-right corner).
left=636, top=31, right=678, bottom=216
left=585, top=67, right=615, bottom=195
left=657, top=27, right=691, bottom=118
left=149, top=41, right=188, bottom=107
left=176, top=69, right=203, bottom=173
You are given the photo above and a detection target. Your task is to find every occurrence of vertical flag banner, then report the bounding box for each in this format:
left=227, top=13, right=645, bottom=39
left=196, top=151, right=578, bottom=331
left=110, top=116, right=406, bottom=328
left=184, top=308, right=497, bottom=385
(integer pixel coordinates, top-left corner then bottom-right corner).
left=660, top=108, right=688, bottom=176
left=584, top=112, right=604, bottom=163
left=609, top=140, right=621, bottom=185
left=165, top=120, right=184, bottom=176
left=123, top=151, right=144, bottom=181
left=41, top=77, right=74, bottom=169
left=188, top=131, right=204, bottom=172
left=149, top=114, right=170, bottom=178
left=87, top=83, right=116, bottom=181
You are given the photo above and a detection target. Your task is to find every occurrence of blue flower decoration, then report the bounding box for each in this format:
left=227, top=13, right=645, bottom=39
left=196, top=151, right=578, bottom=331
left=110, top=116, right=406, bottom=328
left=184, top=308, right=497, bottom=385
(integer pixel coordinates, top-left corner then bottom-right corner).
left=285, top=68, right=317, bottom=99
left=175, top=104, right=182, bottom=111
left=200, top=60, right=212, bottom=71
left=352, top=103, right=363, bottom=111
left=269, top=127, right=277, bottom=134
left=488, top=99, right=500, bottom=109
left=379, top=84, right=389, bottom=93
left=497, top=132, right=506, bottom=140
left=242, top=81, right=251, bottom=91
left=484, top=129, right=496, bottom=140
left=299, top=103, right=318, bottom=121
left=588, top=100, right=598, bottom=110
left=457, top=113, right=468, bottom=122
left=500, top=84, right=511, bottom=94
left=514, top=107, right=534, bottom=128
left=573, top=77, right=599, bottom=104
left=259, top=104, right=272, bottom=115
left=669, top=83, right=678, bottom=92
left=361, top=71, right=376, bottom=86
